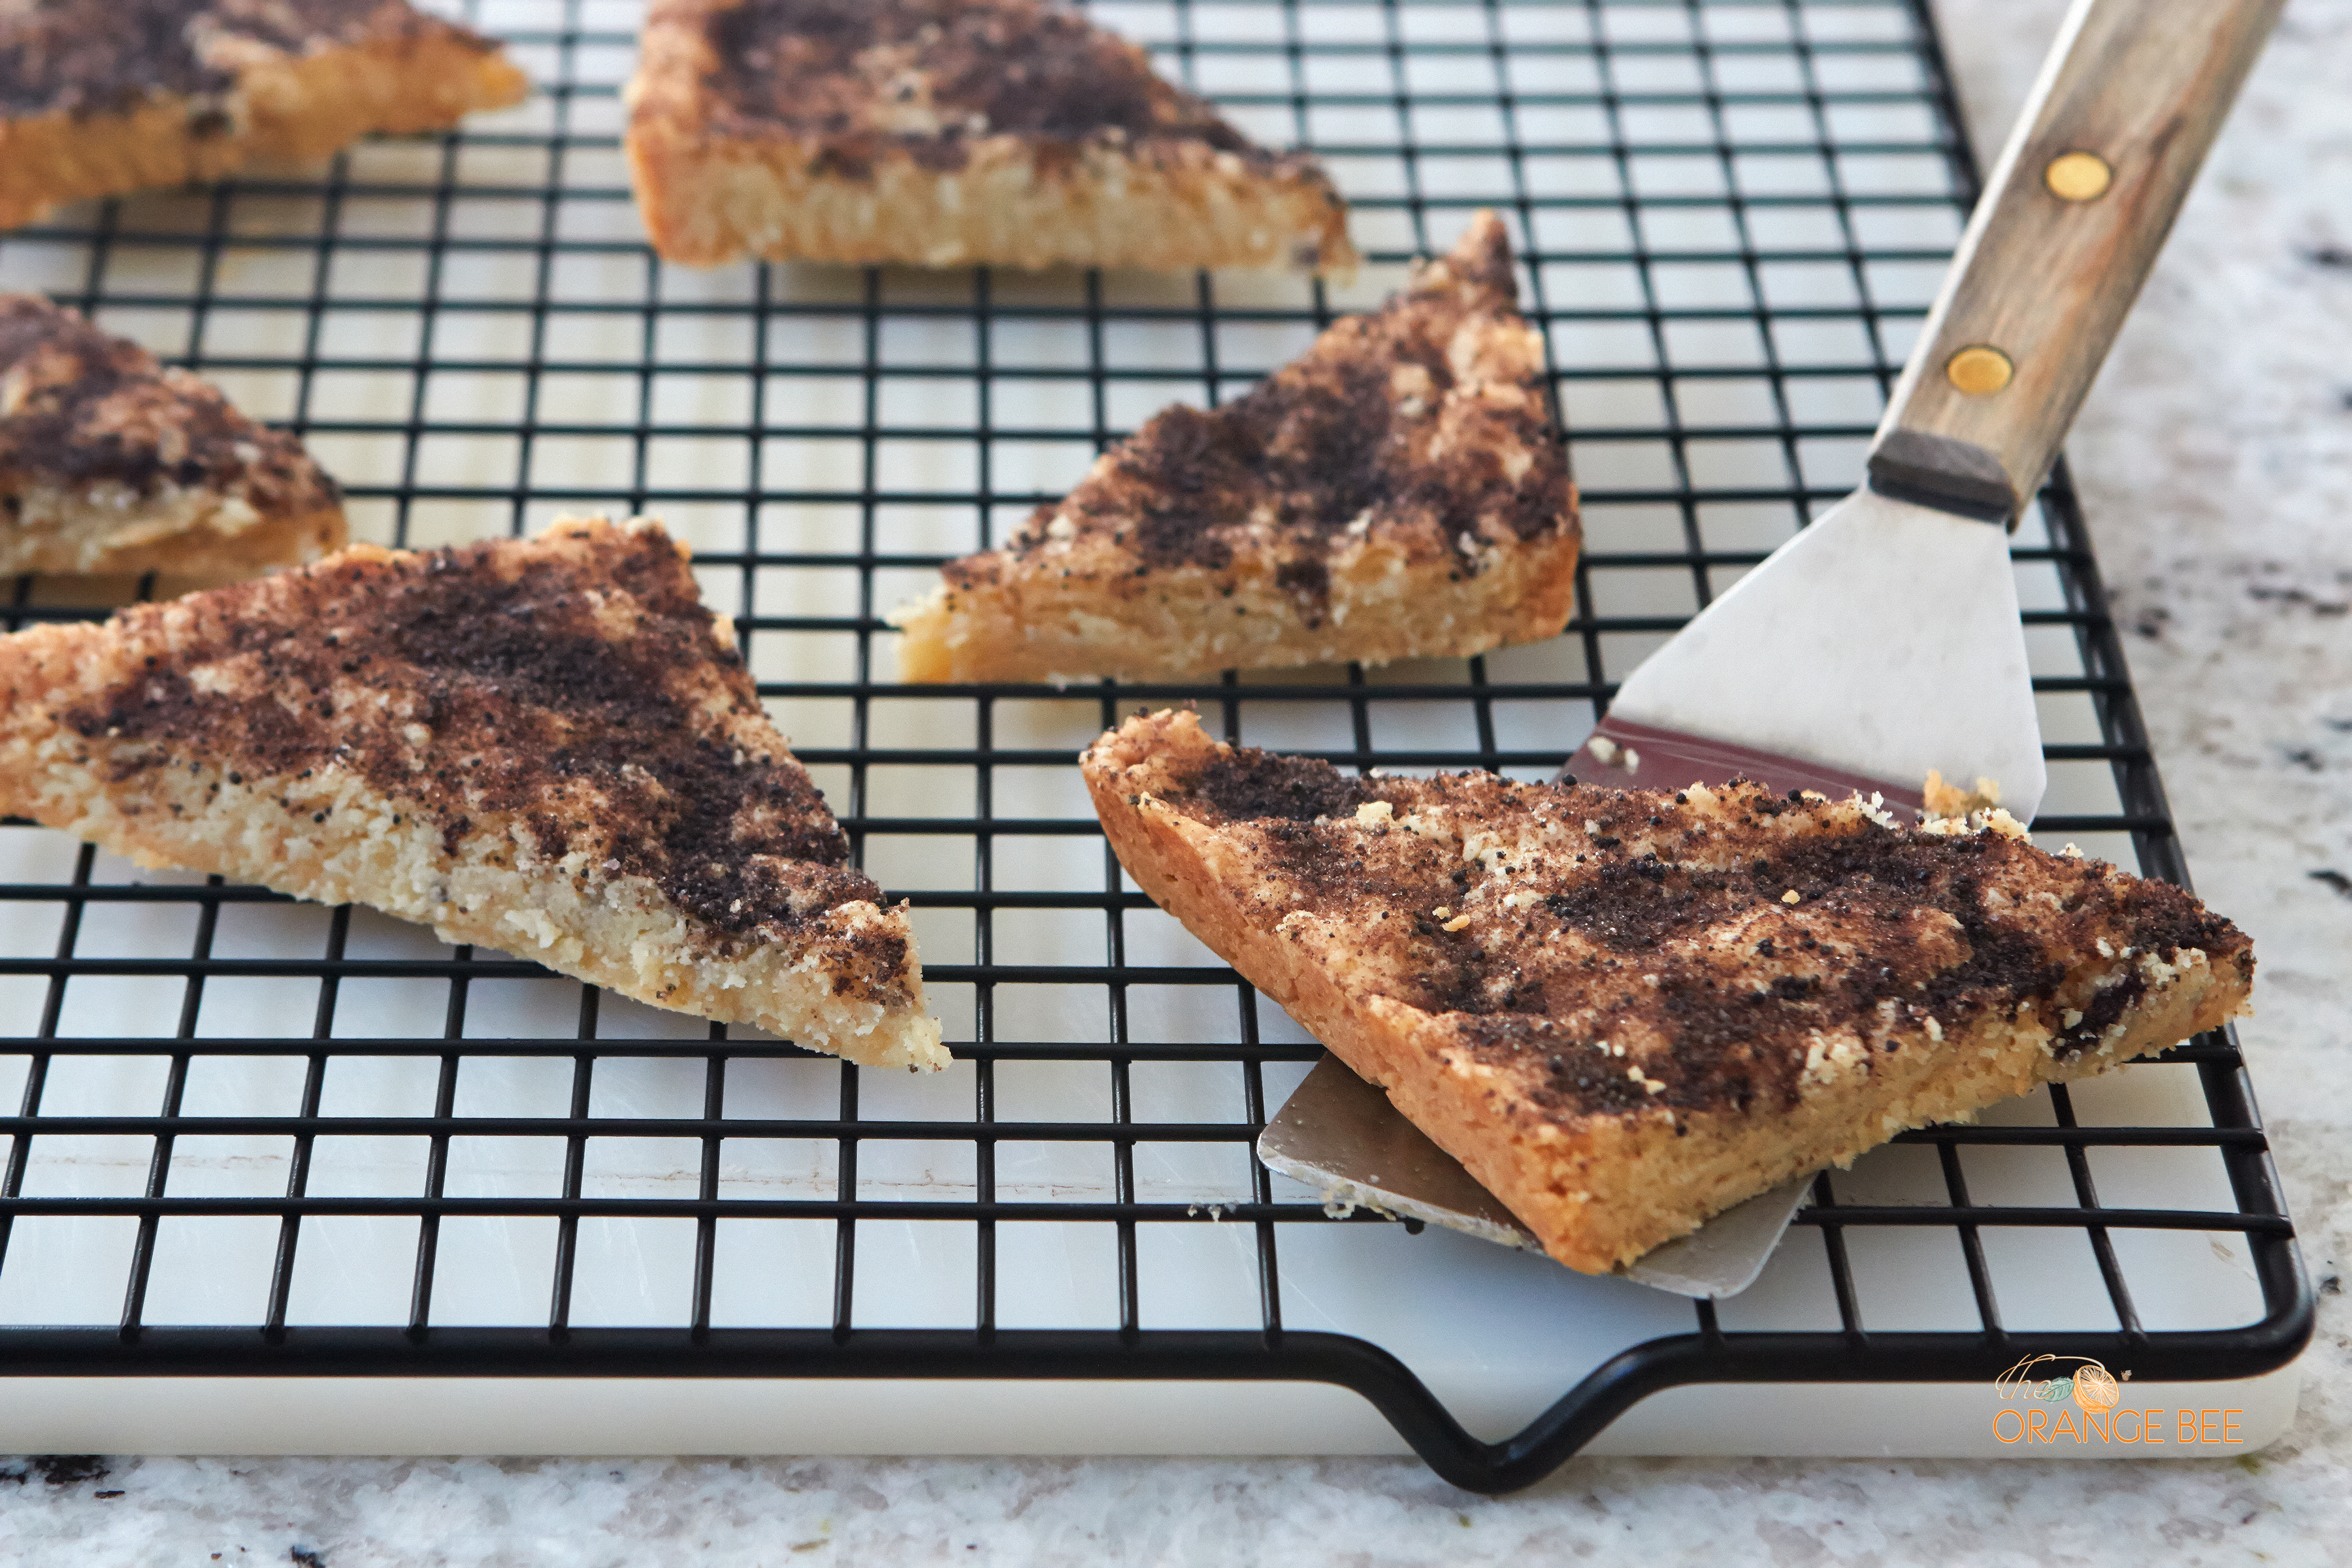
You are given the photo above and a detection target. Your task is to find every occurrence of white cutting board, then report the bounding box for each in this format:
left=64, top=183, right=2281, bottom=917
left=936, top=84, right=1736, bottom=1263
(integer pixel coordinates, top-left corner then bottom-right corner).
left=0, top=315, right=2295, bottom=1460
left=0, top=1368, right=2306, bottom=1459
left=0, top=312, right=2295, bottom=1457
left=0, top=0, right=2298, bottom=1460
left=0, top=811, right=2295, bottom=1457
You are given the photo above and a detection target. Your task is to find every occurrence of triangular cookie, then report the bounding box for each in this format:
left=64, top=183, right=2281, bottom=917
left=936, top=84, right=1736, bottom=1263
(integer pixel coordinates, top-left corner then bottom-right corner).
left=625, top=0, right=1355, bottom=272
left=0, top=293, right=345, bottom=577
left=0, top=0, right=528, bottom=230
left=892, top=213, right=1576, bottom=681
left=1082, top=711, right=2253, bottom=1272
left=0, top=515, right=944, bottom=1070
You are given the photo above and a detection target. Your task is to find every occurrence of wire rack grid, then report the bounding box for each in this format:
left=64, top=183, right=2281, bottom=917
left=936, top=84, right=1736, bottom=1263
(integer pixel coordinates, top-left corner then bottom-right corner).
left=0, top=0, right=2310, bottom=1494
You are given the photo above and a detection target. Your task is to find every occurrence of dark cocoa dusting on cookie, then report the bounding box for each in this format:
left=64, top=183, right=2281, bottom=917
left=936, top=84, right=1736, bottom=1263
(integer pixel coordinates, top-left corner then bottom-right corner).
left=0, top=0, right=495, bottom=119
left=0, top=294, right=336, bottom=510
left=1194, top=751, right=1371, bottom=823
left=949, top=214, right=1569, bottom=609
left=1154, top=742, right=2249, bottom=1121
left=704, top=0, right=1277, bottom=177
left=61, top=523, right=906, bottom=999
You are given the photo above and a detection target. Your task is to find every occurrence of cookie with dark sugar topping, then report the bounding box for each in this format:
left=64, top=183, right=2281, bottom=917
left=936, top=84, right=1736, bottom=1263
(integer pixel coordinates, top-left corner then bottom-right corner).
left=892, top=214, right=1577, bottom=681
left=625, top=0, right=1354, bottom=271
left=1081, top=710, right=2253, bottom=1272
left=0, top=293, right=344, bottom=576
left=0, top=515, right=944, bottom=1069
left=0, top=0, right=527, bottom=231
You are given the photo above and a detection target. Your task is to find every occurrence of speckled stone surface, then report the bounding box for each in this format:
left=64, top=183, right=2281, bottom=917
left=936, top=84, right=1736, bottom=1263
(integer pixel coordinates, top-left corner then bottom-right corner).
left=3, top=3, right=2347, bottom=1562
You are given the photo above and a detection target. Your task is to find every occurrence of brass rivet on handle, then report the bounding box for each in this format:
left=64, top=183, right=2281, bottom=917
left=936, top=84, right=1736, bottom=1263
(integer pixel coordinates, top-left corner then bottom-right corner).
left=1945, top=345, right=2014, bottom=396
left=2044, top=151, right=2113, bottom=202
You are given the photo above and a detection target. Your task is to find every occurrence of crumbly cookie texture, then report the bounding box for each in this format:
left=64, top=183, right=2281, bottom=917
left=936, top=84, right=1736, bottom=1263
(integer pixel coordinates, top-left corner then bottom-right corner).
left=893, top=213, right=1577, bottom=682
left=0, top=514, right=945, bottom=1070
left=1922, top=767, right=2004, bottom=821
left=0, top=293, right=344, bottom=576
left=624, top=0, right=1355, bottom=272
left=0, top=0, right=528, bottom=230
left=1081, top=710, right=2254, bottom=1273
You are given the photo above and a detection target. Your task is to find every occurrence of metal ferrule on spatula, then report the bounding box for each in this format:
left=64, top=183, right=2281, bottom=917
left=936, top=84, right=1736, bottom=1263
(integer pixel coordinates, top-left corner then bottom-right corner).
left=1259, top=0, right=2285, bottom=1298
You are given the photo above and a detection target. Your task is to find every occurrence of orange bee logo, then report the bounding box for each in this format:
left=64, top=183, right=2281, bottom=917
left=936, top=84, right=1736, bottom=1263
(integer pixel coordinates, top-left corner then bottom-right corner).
left=1995, top=1354, right=2129, bottom=1412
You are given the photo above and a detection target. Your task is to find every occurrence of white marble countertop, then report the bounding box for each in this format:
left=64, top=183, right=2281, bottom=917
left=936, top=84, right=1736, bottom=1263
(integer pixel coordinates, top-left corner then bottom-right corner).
left=4, top=2, right=2347, bottom=1561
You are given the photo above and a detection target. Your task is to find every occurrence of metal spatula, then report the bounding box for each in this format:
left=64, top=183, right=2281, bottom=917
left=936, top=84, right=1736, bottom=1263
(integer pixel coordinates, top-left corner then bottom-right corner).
left=1258, top=0, right=2283, bottom=1297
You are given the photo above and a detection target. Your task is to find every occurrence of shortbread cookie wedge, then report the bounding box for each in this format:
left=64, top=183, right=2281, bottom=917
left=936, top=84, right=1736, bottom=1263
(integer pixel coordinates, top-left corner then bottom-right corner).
left=893, top=213, right=1576, bottom=682
left=0, top=515, right=944, bottom=1070
left=1081, top=710, right=2253, bottom=1273
left=0, top=0, right=528, bottom=231
left=625, top=0, right=1354, bottom=272
left=0, top=293, right=344, bottom=577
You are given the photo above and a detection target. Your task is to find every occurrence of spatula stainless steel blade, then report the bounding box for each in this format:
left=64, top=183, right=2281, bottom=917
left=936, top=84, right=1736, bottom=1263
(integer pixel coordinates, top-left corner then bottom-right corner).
left=1569, top=483, right=2045, bottom=821
left=1258, top=1054, right=1808, bottom=1299
left=1256, top=0, right=2281, bottom=1298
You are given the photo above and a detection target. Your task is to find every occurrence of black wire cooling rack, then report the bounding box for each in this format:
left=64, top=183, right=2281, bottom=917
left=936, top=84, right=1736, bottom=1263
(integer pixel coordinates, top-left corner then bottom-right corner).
left=0, top=0, right=2311, bottom=1494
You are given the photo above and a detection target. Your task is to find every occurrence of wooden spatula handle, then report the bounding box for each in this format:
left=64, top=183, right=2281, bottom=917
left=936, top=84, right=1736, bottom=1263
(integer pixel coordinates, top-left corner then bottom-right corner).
left=1867, top=0, right=2283, bottom=522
